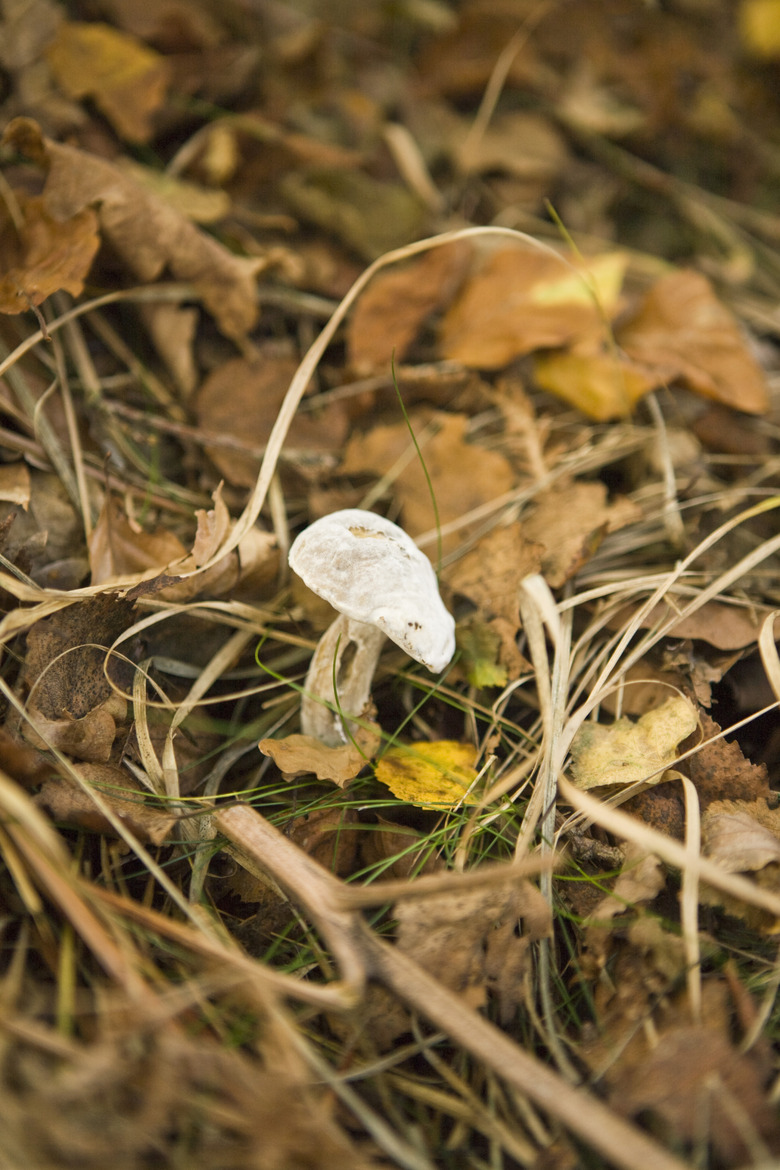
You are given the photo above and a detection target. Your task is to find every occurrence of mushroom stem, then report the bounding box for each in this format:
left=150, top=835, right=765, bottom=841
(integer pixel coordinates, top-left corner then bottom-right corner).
left=301, top=613, right=386, bottom=746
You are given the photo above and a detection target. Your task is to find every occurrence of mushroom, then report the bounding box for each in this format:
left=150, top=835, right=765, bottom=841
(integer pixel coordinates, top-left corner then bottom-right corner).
left=289, top=509, right=456, bottom=746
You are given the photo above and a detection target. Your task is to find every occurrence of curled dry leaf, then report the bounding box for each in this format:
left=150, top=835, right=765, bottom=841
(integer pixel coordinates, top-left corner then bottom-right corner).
left=3, top=117, right=264, bottom=339
left=22, top=698, right=124, bottom=765
left=89, top=496, right=187, bottom=587
left=570, top=695, right=698, bottom=790
left=0, top=190, right=99, bottom=313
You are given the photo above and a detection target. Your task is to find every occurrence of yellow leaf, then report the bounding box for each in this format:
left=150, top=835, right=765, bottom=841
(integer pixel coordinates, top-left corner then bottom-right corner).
left=533, top=349, right=655, bottom=420
left=529, top=251, right=627, bottom=315
left=740, top=0, right=780, bottom=58
left=570, top=696, right=698, bottom=791
left=47, top=22, right=170, bottom=143
left=375, top=740, right=480, bottom=809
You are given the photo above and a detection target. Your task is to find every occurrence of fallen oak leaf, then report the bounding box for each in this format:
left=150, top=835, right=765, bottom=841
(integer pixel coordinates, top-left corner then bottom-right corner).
left=3, top=117, right=264, bottom=339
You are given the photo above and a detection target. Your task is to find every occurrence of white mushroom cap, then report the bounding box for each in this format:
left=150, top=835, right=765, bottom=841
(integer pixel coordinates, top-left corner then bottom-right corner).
left=289, top=509, right=455, bottom=673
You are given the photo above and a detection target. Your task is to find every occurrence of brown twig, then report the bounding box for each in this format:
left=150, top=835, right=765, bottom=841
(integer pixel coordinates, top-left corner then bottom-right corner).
left=214, top=802, right=690, bottom=1170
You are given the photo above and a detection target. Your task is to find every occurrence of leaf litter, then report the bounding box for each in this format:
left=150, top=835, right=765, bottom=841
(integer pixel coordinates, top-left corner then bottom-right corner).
left=0, top=2, right=779, bottom=1168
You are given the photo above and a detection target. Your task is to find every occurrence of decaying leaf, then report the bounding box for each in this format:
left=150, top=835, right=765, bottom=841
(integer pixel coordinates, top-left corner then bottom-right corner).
left=46, top=21, right=171, bottom=143
left=395, top=878, right=551, bottom=1012
left=89, top=496, right=188, bottom=587
left=0, top=463, right=31, bottom=509
left=0, top=189, right=99, bottom=313
left=287, top=805, right=361, bottom=876
left=22, top=696, right=125, bottom=765
left=3, top=117, right=264, bottom=339
left=35, top=764, right=177, bottom=844
left=570, top=695, right=698, bottom=790
left=613, top=1025, right=780, bottom=1163
left=375, top=740, right=480, bottom=808
left=281, top=168, right=427, bottom=260
left=608, top=597, right=765, bottom=652
left=583, top=842, right=667, bottom=972
left=445, top=521, right=544, bottom=622
left=259, top=725, right=381, bottom=787
left=455, top=619, right=509, bottom=689
left=195, top=350, right=348, bottom=487
left=703, top=798, right=780, bottom=872
left=687, top=712, right=771, bottom=808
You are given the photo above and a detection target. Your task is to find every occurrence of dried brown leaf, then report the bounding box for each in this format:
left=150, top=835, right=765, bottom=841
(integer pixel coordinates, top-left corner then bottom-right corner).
left=259, top=725, right=381, bottom=787
left=395, top=879, right=551, bottom=1010
left=287, top=805, right=361, bottom=876
left=608, top=598, right=765, bottom=651
left=35, top=764, right=177, bottom=843
left=0, top=190, right=99, bottom=313
left=444, top=521, right=544, bottom=623
left=347, top=241, right=470, bottom=373
left=613, top=1026, right=780, bottom=1163
left=687, top=712, right=770, bottom=808
left=522, top=480, right=641, bottom=587
left=3, top=117, right=263, bottom=338
left=439, top=248, right=626, bottom=369
left=195, top=351, right=348, bottom=487
left=703, top=798, right=780, bottom=872
left=0, top=463, right=31, bottom=509
left=340, top=411, right=515, bottom=553
left=89, top=496, right=187, bottom=586
left=22, top=699, right=121, bottom=764
left=19, top=595, right=136, bottom=723
left=618, top=270, right=769, bottom=414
